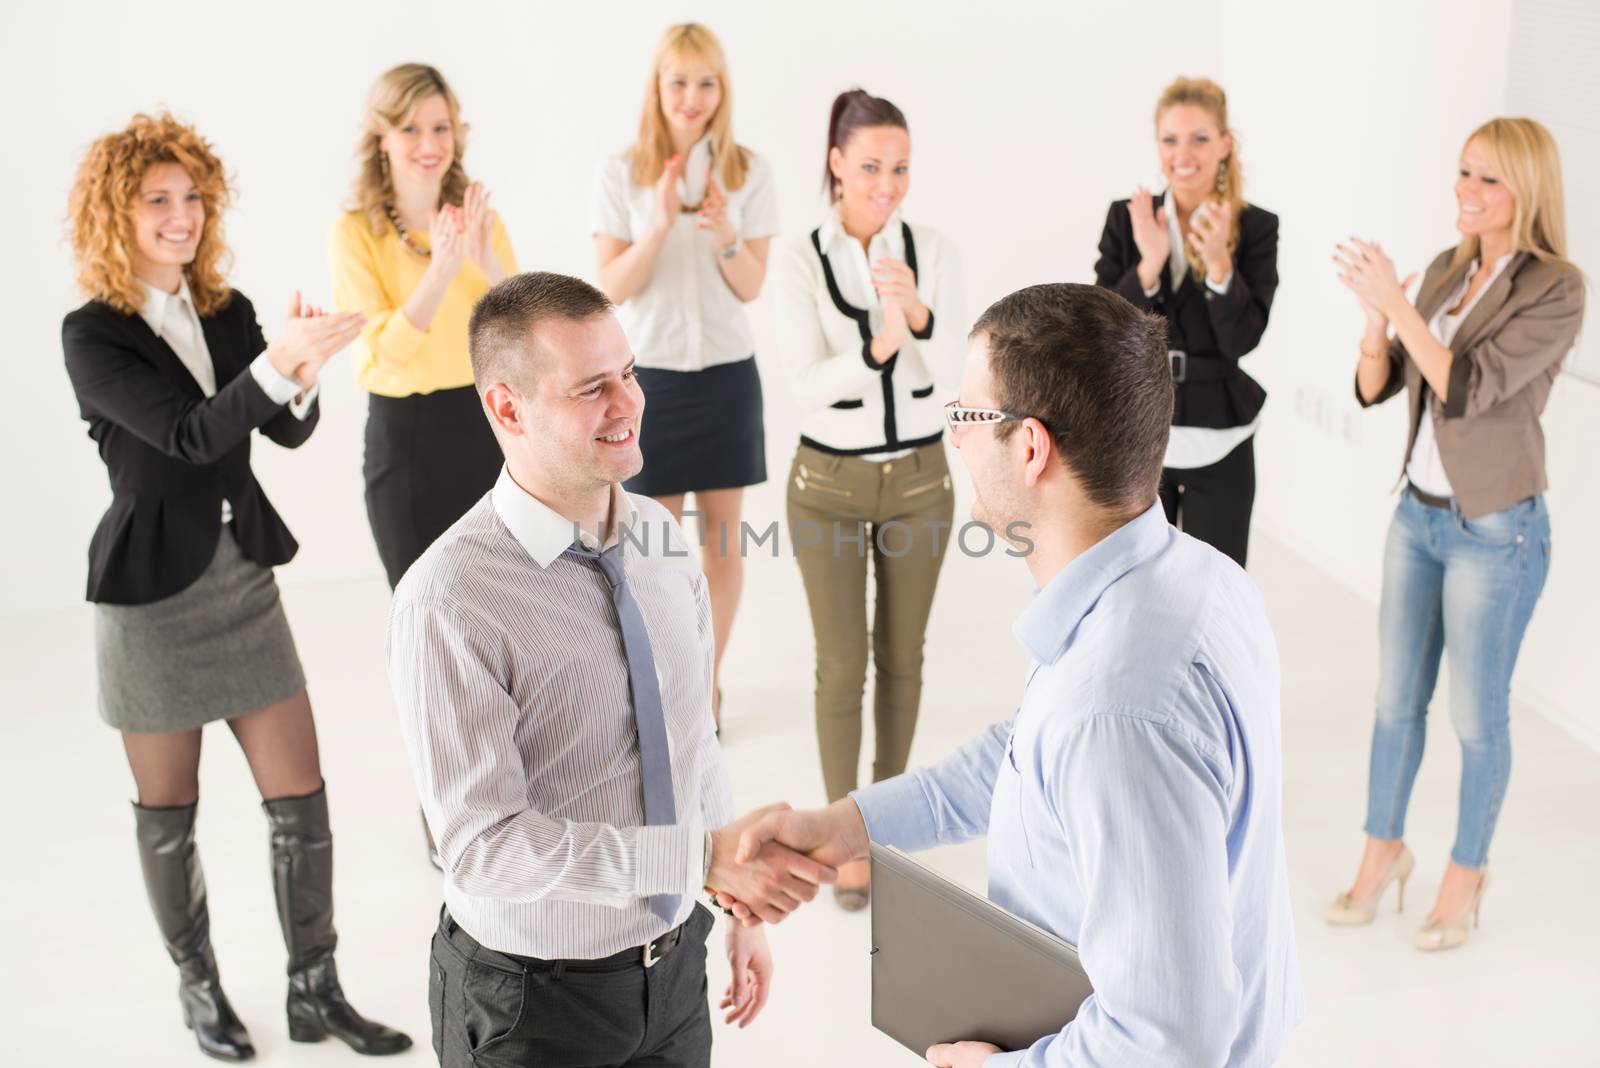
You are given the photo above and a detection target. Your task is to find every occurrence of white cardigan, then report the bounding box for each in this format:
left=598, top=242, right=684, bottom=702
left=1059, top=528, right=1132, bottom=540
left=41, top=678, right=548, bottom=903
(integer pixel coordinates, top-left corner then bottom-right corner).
left=773, top=212, right=964, bottom=455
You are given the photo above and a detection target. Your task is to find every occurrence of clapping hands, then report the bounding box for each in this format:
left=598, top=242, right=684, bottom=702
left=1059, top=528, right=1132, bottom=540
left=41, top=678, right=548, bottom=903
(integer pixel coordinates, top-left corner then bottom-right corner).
left=872, top=258, right=921, bottom=315
left=1334, top=238, right=1417, bottom=328
left=696, top=167, right=737, bottom=249
left=655, top=154, right=685, bottom=232
left=459, top=182, right=507, bottom=282
left=430, top=182, right=506, bottom=285
left=1187, top=199, right=1233, bottom=283
left=426, top=202, right=466, bottom=279
left=1129, top=185, right=1172, bottom=290
left=265, top=291, right=364, bottom=390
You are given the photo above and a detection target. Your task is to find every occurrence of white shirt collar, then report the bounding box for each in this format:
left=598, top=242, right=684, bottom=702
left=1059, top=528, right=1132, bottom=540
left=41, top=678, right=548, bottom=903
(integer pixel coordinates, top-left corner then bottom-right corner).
left=491, top=466, right=640, bottom=568
left=816, top=200, right=904, bottom=256
left=137, top=277, right=195, bottom=338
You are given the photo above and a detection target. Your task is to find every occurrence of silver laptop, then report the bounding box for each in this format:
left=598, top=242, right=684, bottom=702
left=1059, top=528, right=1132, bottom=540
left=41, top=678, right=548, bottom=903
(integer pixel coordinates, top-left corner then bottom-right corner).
left=870, top=843, right=1093, bottom=1055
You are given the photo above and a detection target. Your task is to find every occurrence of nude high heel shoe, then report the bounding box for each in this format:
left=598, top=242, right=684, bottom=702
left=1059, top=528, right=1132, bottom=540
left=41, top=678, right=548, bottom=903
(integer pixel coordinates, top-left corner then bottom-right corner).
left=1415, top=871, right=1490, bottom=952
left=1325, top=845, right=1415, bottom=926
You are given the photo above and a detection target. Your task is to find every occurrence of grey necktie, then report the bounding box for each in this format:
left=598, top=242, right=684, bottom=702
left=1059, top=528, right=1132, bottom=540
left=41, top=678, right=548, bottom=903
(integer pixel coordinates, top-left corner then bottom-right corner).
left=567, top=540, right=681, bottom=925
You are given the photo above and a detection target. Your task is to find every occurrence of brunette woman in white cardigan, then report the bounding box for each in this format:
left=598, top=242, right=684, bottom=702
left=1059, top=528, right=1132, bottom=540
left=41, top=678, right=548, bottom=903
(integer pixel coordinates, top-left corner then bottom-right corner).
left=773, top=88, right=963, bottom=910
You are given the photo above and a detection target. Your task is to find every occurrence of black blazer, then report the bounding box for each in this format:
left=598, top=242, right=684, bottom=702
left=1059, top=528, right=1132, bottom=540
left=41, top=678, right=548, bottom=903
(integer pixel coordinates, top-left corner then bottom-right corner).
left=62, top=289, right=318, bottom=605
left=1094, top=196, right=1280, bottom=429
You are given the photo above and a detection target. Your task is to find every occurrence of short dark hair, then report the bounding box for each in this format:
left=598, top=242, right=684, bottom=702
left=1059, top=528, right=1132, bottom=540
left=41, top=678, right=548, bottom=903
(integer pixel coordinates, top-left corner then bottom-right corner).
left=823, top=89, right=907, bottom=200
left=970, top=284, right=1172, bottom=515
left=469, top=272, right=613, bottom=389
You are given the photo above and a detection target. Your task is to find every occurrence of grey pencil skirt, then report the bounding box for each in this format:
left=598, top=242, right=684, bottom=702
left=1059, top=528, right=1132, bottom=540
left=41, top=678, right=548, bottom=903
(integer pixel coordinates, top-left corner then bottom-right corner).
left=94, top=530, right=307, bottom=734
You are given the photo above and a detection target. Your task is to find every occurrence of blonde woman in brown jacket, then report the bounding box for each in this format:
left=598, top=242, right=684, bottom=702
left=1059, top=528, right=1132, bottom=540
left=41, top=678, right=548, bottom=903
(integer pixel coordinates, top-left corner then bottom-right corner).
left=1329, top=117, right=1584, bottom=952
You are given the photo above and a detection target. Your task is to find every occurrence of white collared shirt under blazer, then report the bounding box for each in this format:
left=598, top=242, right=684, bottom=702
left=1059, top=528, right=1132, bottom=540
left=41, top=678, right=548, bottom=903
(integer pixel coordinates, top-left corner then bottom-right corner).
left=590, top=138, right=779, bottom=372
left=774, top=206, right=964, bottom=457
left=385, top=469, right=735, bottom=958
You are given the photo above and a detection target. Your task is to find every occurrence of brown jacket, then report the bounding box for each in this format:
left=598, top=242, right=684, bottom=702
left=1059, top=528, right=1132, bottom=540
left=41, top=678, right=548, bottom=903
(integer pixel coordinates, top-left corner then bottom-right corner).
left=1358, top=248, right=1586, bottom=519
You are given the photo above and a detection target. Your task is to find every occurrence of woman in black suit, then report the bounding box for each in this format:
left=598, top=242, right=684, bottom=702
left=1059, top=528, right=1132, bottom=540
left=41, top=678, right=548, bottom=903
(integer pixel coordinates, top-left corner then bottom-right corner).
left=62, top=113, right=410, bottom=1062
left=1094, top=76, right=1279, bottom=567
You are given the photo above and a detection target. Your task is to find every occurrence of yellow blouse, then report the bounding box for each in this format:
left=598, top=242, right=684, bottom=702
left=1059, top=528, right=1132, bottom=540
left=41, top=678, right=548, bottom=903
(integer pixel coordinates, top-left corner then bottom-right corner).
left=327, top=210, right=517, bottom=397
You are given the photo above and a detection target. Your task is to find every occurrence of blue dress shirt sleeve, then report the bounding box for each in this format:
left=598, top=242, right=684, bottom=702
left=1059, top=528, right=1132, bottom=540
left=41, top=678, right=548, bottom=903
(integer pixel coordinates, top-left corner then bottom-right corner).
left=852, top=720, right=1011, bottom=852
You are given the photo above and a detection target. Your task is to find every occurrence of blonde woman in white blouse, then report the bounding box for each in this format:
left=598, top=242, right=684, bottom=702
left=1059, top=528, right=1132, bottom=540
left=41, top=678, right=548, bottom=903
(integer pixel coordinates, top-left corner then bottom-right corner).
left=773, top=88, right=963, bottom=909
left=592, top=22, right=778, bottom=732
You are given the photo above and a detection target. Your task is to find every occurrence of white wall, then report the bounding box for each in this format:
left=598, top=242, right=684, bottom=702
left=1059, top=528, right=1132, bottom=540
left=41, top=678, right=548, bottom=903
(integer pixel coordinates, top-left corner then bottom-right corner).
left=6, top=0, right=1593, bottom=740
left=1218, top=0, right=1600, bottom=747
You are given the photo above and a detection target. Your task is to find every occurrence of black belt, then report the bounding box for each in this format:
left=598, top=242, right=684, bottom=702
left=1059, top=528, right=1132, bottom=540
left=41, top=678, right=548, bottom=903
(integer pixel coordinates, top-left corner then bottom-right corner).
left=1407, top=483, right=1452, bottom=510
left=1168, top=350, right=1230, bottom=384
left=439, top=908, right=690, bottom=972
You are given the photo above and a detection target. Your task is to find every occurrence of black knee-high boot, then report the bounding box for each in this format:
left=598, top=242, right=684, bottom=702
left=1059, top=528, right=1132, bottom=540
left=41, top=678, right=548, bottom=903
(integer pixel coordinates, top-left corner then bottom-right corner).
left=132, top=801, right=255, bottom=1062
left=262, top=784, right=412, bottom=1056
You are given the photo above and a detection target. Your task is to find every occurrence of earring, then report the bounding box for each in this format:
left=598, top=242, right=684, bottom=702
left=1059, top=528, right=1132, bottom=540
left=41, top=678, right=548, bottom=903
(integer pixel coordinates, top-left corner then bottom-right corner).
left=1216, top=163, right=1227, bottom=194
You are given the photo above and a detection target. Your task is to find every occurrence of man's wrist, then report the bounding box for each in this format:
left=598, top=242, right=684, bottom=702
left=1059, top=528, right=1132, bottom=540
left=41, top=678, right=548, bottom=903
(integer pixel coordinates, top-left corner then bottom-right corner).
left=830, top=797, right=871, bottom=859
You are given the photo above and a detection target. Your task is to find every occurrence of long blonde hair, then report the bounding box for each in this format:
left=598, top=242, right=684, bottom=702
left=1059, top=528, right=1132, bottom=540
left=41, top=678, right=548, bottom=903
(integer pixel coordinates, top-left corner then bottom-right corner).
left=1155, top=76, right=1246, bottom=280
left=67, top=112, right=234, bottom=317
left=348, top=64, right=471, bottom=235
left=628, top=23, right=749, bottom=192
left=1448, top=117, right=1572, bottom=279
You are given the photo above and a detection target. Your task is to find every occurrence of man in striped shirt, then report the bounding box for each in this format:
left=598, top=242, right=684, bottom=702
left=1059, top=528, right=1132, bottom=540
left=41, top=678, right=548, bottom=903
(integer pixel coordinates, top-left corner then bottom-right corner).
left=386, top=272, right=834, bottom=1067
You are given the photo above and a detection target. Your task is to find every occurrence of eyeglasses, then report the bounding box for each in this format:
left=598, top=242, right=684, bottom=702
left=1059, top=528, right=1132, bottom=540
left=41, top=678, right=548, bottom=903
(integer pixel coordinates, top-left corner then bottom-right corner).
left=943, top=400, right=1031, bottom=432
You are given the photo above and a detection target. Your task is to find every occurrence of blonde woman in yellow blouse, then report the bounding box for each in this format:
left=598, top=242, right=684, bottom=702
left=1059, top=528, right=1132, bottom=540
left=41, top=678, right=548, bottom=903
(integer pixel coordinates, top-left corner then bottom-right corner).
left=329, top=63, right=516, bottom=591
left=330, top=63, right=514, bottom=869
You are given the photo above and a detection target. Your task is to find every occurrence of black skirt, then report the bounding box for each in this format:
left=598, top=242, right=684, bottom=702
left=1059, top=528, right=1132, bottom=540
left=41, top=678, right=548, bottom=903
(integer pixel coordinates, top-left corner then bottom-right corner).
left=625, top=355, right=767, bottom=498
left=364, top=385, right=502, bottom=588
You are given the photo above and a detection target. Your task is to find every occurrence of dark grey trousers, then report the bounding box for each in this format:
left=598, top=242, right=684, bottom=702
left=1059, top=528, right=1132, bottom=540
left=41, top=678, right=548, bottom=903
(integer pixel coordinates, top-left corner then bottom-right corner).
left=430, top=906, right=714, bottom=1068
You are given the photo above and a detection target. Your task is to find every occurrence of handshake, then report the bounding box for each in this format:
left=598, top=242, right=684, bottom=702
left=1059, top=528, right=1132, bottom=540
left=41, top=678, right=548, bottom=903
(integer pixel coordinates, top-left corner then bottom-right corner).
left=702, top=801, right=1006, bottom=1067
left=703, top=798, right=870, bottom=925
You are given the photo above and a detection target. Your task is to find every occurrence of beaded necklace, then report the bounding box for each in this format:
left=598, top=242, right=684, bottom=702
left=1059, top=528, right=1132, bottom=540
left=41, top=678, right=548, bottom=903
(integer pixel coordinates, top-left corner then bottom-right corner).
left=385, top=204, right=430, bottom=259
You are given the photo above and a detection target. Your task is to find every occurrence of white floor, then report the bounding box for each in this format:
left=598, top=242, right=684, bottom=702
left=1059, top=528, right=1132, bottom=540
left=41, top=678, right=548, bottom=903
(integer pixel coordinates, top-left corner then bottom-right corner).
left=6, top=511, right=1600, bottom=1067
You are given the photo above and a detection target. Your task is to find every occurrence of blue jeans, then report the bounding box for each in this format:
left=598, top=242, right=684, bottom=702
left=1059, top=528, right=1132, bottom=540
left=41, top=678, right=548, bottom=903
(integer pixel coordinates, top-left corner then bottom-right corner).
left=1364, top=490, right=1551, bottom=869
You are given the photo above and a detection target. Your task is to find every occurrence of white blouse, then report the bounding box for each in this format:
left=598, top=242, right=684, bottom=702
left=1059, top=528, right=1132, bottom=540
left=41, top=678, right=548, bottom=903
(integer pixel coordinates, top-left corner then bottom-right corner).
left=774, top=205, right=964, bottom=458
left=1406, top=253, right=1515, bottom=498
left=590, top=137, right=779, bottom=373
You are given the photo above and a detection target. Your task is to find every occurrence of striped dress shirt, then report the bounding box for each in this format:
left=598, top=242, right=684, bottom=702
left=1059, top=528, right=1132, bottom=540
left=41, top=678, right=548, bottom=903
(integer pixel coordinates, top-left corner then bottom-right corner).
left=386, top=467, right=734, bottom=958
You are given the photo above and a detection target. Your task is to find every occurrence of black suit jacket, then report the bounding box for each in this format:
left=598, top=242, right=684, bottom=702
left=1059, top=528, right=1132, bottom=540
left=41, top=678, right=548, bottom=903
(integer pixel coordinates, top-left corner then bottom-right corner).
left=1094, top=196, right=1280, bottom=428
left=62, top=289, right=318, bottom=605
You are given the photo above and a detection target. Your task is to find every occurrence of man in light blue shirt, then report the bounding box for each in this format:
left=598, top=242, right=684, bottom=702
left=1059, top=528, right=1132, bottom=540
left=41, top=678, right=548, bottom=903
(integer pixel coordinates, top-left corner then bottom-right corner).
left=729, top=283, right=1303, bottom=1066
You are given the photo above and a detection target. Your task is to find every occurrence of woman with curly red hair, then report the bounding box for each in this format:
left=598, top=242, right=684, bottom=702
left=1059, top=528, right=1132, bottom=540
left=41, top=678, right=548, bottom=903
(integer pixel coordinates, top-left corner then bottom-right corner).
left=62, top=112, right=411, bottom=1061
